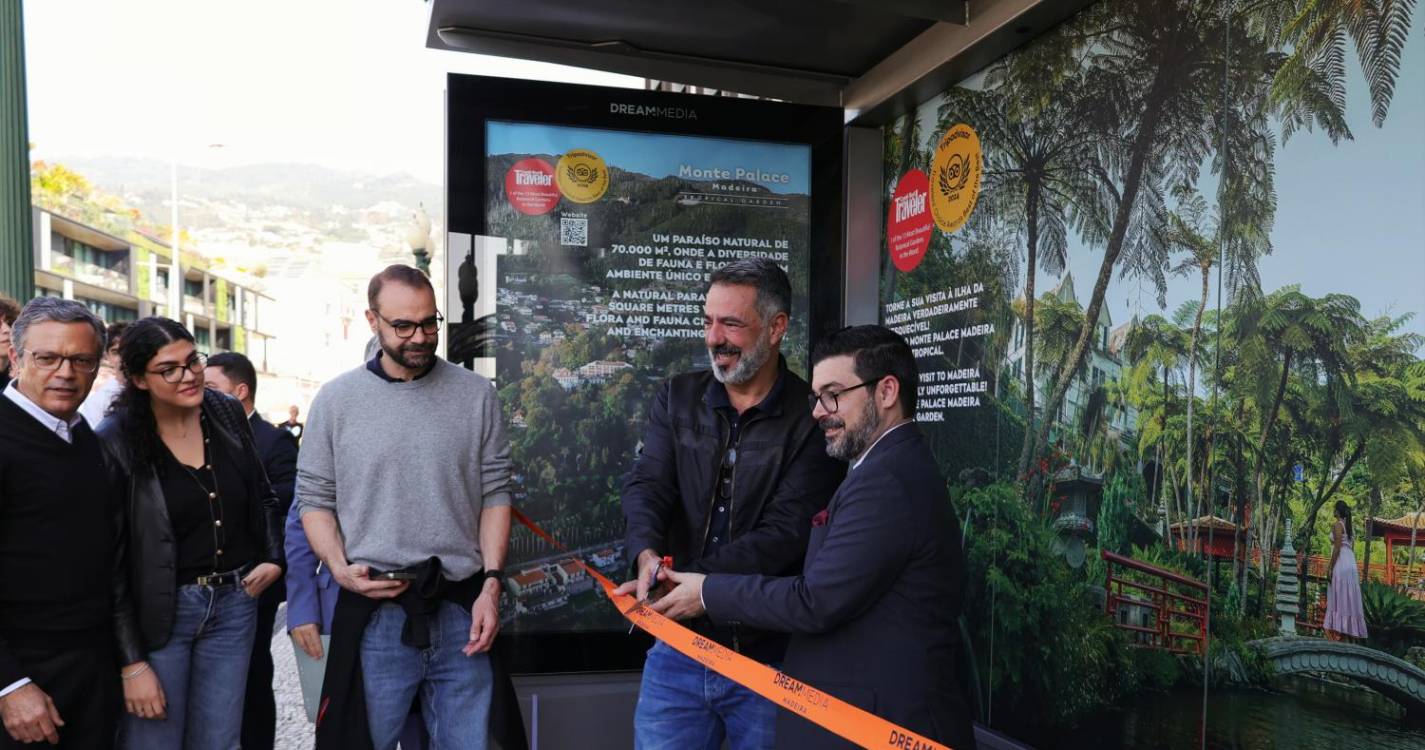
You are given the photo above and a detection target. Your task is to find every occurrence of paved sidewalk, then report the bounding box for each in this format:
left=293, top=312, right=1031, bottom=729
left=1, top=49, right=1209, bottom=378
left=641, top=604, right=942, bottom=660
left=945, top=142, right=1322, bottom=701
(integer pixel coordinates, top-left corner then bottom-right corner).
left=271, top=604, right=316, bottom=749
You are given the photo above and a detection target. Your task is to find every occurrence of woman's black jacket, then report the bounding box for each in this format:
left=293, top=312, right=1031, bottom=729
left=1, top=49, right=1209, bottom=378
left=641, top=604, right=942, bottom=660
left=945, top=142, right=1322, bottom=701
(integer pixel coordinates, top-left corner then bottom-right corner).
left=97, top=389, right=285, bottom=664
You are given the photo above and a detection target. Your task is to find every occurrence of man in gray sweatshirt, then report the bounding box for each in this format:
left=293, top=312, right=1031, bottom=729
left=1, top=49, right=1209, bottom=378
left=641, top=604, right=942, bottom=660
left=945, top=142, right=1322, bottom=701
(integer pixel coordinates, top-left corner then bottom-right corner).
left=296, top=264, right=512, bottom=750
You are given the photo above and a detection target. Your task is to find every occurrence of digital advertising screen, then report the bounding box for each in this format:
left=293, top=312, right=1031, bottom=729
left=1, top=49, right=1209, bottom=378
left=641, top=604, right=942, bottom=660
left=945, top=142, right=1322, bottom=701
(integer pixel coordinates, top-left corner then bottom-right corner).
left=445, top=74, right=843, bottom=672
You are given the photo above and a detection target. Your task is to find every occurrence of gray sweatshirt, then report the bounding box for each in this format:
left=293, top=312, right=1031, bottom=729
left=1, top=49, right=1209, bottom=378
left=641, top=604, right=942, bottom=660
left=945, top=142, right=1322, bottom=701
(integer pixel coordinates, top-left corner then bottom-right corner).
left=295, top=358, right=512, bottom=580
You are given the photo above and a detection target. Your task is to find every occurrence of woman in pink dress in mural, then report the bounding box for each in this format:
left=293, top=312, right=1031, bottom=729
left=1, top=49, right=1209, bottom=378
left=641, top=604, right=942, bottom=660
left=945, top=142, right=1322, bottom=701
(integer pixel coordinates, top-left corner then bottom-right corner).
left=1323, top=500, right=1369, bottom=641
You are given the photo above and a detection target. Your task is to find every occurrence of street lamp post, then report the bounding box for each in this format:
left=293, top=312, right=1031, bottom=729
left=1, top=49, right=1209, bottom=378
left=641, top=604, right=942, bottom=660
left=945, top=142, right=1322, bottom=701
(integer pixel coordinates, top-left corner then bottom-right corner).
left=168, top=144, right=224, bottom=317
left=169, top=160, right=181, bottom=316
left=406, top=204, right=432, bottom=273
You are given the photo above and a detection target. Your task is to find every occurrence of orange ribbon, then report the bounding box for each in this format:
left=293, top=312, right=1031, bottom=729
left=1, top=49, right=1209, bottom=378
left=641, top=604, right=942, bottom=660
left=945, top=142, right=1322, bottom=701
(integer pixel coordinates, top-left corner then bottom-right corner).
left=511, top=508, right=953, bottom=750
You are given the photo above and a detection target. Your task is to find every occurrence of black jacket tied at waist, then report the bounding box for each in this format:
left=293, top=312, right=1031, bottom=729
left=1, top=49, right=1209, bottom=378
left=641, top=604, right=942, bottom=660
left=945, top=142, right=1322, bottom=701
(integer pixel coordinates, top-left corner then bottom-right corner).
left=398, top=556, right=463, bottom=648
left=315, top=558, right=527, bottom=750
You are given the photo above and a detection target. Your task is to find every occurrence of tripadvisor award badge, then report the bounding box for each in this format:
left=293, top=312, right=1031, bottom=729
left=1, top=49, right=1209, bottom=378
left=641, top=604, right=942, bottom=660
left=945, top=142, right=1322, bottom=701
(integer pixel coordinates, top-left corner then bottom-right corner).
left=929, top=124, right=982, bottom=234
left=557, top=149, right=610, bottom=204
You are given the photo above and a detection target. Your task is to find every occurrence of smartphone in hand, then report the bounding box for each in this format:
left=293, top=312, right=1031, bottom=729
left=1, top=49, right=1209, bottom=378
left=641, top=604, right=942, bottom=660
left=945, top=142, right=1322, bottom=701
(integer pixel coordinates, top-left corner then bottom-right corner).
left=372, top=569, right=419, bottom=581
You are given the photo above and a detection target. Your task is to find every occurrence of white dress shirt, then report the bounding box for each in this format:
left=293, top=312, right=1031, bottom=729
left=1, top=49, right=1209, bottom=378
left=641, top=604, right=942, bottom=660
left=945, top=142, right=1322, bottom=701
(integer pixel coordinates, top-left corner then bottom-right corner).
left=851, top=419, right=913, bottom=471
left=4, top=380, right=84, bottom=444
left=0, top=382, right=87, bottom=697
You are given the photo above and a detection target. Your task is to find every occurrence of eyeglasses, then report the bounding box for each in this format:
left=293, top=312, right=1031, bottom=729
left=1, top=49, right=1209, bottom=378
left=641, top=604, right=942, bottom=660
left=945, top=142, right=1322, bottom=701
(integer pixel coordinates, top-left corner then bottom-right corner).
left=808, top=380, right=878, bottom=413
left=373, top=310, right=444, bottom=339
left=149, top=353, right=207, bottom=384
left=23, top=350, right=101, bottom=374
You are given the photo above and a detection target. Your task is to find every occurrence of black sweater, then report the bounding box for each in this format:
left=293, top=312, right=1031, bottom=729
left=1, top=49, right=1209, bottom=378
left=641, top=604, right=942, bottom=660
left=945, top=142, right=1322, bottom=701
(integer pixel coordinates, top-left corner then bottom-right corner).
left=0, top=396, right=119, bottom=686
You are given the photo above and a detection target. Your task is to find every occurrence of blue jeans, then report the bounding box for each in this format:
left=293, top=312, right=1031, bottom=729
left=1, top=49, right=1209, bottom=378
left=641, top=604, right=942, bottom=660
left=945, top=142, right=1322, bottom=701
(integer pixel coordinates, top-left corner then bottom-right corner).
left=123, top=583, right=259, bottom=749
left=361, top=601, right=492, bottom=750
left=635, top=641, right=777, bottom=750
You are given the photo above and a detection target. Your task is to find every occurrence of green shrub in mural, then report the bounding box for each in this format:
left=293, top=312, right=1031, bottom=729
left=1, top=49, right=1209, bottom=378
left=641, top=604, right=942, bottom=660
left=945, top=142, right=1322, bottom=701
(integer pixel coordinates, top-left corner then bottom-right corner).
left=1362, top=581, right=1425, bottom=658
left=957, top=482, right=1141, bottom=729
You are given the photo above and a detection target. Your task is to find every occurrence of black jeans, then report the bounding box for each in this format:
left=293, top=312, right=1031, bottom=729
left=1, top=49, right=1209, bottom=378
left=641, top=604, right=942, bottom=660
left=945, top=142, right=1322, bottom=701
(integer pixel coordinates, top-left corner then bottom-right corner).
left=0, top=641, right=119, bottom=750
left=239, top=590, right=281, bottom=750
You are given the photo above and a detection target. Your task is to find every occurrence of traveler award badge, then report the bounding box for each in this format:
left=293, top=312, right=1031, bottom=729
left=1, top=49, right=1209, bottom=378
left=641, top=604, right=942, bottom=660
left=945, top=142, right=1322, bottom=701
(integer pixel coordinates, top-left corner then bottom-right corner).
left=556, top=148, right=610, bottom=204
left=504, top=158, right=560, bottom=215
left=929, top=123, right=982, bottom=234
left=886, top=169, right=933, bottom=272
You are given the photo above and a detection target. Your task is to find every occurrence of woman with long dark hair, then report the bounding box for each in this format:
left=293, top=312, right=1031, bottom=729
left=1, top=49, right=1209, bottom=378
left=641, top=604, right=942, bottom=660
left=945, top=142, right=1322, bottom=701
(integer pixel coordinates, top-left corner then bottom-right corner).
left=95, top=317, right=284, bottom=748
left=1323, top=500, right=1369, bottom=642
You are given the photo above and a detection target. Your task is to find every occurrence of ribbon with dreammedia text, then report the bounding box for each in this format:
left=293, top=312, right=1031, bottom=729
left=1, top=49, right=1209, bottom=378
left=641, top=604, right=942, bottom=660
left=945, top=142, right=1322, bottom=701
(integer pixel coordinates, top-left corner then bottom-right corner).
left=511, top=508, right=952, bottom=750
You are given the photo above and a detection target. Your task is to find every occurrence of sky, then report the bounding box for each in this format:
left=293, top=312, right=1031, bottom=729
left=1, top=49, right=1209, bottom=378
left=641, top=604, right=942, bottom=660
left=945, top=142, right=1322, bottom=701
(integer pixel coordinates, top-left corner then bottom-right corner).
left=21, top=0, right=642, bottom=184
left=487, top=121, right=812, bottom=194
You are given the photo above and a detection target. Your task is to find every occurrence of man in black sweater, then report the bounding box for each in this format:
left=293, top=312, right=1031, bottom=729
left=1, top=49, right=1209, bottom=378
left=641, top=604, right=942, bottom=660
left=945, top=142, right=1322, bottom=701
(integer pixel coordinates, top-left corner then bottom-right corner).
left=0, top=299, right=123, bottom=749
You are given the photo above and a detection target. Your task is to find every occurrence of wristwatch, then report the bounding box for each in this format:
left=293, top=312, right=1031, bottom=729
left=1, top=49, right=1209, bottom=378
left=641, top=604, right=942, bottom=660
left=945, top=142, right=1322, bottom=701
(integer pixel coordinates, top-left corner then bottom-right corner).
left=483, top=569, right=505, bottom=591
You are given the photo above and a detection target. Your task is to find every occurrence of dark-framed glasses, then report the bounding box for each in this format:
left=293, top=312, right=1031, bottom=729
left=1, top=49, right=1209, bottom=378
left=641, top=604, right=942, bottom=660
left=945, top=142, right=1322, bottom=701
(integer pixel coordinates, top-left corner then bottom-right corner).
left=149, top=353, right=207, bottom=384
left=373, top=310, right=444, bottom=339
left=24, top=350, right=101, bottom=374
left=807, top=380, right=878, bottom=413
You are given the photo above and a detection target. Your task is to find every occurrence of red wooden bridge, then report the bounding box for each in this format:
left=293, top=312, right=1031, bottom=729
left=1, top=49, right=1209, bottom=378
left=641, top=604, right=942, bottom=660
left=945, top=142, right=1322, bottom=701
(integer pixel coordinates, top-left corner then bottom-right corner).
left=1103, top=550, right=1416, bottom=649
left=1102, top=550, right=1209, bottom=656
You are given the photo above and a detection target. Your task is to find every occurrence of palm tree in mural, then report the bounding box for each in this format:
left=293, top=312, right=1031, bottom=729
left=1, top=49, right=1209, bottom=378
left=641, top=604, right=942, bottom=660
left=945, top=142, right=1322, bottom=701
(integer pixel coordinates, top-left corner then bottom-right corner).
left=1154, top=408, right=1203, bottom=550
left=1014, top=293, right=1084, bottom=428
left=1009, top=291, right=1083, bottom=502
left=1348, top=321, right=1425, bottom=586
left=1122, top=314, right=1192, bottom=535
left=1296, top=317, right=1425, bottom=569
left=1173, top=300, right=1220, bottom=507
left=1165, top=189, right=1221, bottom=553
left=1231, top=287, right=1366, bottom=578
left=938, top=46, right=1102, bottom=483
left=1166, top=151, right=1274, bottom=581
left=1027, top=0, right=1296, bottom=491
left=1257, top=0, right=1419, bottom=132
left=1189, top=381, right=1249, bottom=554
left=1074, top=374, right=1136, bottom=481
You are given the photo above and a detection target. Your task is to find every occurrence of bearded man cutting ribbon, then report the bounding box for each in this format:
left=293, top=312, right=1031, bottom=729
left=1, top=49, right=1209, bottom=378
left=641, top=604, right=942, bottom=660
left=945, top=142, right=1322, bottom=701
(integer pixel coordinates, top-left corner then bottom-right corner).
left=651, top=325, right=978, bottom=750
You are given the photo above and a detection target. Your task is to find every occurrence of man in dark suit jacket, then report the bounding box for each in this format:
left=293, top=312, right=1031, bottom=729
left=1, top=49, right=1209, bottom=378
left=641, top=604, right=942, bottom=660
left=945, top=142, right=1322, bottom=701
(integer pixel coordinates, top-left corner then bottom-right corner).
left=654, top=326, right=977, bottom=750
left=205, top=353, right=297, bottom=750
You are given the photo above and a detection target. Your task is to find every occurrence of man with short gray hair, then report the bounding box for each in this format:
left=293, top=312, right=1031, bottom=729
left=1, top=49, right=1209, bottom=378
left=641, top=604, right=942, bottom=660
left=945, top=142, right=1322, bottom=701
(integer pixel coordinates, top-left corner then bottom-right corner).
left=0, top=298, right=126, bottom=748
left=616, top=258, right=842, bottom=749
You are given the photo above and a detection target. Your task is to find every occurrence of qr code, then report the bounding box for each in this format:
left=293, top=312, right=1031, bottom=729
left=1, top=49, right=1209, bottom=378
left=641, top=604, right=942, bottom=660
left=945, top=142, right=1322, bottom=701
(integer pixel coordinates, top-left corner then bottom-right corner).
left=560, top=215, right=588, bottom=247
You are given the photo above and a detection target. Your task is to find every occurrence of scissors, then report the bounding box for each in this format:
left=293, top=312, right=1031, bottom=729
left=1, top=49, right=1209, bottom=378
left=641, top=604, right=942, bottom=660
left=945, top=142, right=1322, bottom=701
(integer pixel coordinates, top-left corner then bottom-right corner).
left=627, top=555, right=674, bottom=633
